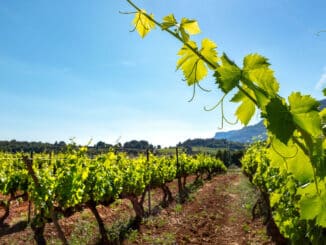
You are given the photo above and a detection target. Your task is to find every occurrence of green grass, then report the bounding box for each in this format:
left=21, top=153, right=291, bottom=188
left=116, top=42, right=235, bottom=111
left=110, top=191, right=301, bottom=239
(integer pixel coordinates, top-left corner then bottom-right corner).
left=173, top=203, right=182, bottom=214
left=142, top=232, right=176, bottom=245
left=143, top=216, right=167, bottom=228
left=242, top=223, right=250, bottom=233
left=69, top=219, right=98, bottom=245
left=226, top=172, right=258, bottom=218
left=106, top=217, right=134, bottom=242
left=125, top=229, right=138, bottom=242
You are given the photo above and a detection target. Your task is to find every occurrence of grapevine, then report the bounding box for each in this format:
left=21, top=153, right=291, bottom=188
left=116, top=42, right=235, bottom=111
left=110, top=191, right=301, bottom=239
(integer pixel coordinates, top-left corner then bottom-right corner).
left=0, top=148, right=226, bottom=244
left=123, top=0, right=326, bottom=243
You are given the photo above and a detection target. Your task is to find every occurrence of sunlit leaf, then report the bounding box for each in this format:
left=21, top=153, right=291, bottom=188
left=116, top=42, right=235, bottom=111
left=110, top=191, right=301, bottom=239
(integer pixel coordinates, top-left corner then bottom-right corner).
left=269, top=138, right=314, bottom=183
left=201, top=38, right=218, bottom=69
left=289, top=92, right=322, bottom=137
left=243, top=53, right=270, bottom=70
left=181, top=18, right=200, bottom=35
left=265, top=98, right=295, bottom=144
left=243, top=53, right=279, bottom=97
left=162, top=14, right=177, bottom=30
left=177, top=38, right=218, bottom=85
left=235, top=97, right=256, bottom=125
left=214, top=53, right=241, bottom=93
left=177, top=18, right=201, bottom=42
left=300, top=194, right=321, bottom=220
left=230, top=90, right=244, bottom=103
left=132, top=10, right=155, bottom=38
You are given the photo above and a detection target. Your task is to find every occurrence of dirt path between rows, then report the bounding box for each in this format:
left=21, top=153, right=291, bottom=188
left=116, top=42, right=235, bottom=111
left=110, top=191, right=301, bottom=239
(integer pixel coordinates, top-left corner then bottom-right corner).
left=125, top=172, right=274, bottom=244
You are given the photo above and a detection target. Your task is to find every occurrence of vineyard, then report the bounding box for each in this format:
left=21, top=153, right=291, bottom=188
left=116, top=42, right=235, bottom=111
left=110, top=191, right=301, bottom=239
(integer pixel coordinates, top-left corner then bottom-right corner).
left=0, top=0, right=325, bottom=244
left=121, top=0, right=326, bottom=244
left=242, top=141, right=326, bottom=244
left=0, top=147, right=227, bottom=244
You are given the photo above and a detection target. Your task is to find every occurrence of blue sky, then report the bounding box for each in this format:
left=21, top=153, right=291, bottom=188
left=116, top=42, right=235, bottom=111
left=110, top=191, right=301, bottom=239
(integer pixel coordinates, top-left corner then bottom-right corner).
left=0, top=0, right=325, bottom=146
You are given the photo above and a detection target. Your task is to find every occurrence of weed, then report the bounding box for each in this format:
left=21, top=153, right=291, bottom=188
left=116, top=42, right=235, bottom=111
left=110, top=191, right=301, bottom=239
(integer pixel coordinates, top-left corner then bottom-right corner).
left=69, top=219, right=98, bottom=245
left=144, top=216, right=167, bottom=228
left=187, top=193, right=195, bottom=202
left=143, top=232, right=176, bottom=245
left=242, top=223, right=250, bottom=233
left=256, top=227, right=268, bottom=238
left=244, top=203, right=252, bottom=212
left=80, top=209, right=92, bottom=219
left=106, top=217, right=133, bottom=242
left=173, top=204, right=182, bottom=214
left=111, top=199, right=123, bottom=209
left=229, top=215, right=237, bottom=222
left=125, top=229, right=138, bottom=242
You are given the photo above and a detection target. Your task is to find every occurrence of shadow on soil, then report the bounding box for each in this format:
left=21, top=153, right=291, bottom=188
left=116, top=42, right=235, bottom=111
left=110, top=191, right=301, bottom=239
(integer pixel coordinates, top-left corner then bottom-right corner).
left=0, top=221, right=28, bottom=237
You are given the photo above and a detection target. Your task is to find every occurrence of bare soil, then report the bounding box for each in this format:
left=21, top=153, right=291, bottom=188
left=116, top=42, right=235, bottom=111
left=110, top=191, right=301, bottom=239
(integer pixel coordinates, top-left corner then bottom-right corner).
left=124, top=172, right=274, bottom=245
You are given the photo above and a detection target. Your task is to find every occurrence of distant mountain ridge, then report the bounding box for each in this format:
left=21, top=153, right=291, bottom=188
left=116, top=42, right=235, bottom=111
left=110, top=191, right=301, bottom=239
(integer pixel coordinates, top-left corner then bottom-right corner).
left=214, top=98, right=326, bottom=143
left=214, top=121, right=266, bottom=143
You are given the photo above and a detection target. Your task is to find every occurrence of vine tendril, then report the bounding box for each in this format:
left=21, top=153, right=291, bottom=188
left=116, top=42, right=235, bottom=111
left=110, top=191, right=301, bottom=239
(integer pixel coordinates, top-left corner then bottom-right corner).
left=204, top=94, right=226, bottom=111
left=188, top=84, right=196, bottom=102
left=197, top=83, right=211, bottom=92
left=119, top=11, right=137, bottom=15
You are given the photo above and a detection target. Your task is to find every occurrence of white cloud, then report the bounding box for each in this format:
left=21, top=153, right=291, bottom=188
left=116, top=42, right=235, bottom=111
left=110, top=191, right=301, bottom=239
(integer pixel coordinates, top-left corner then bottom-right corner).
left=315, top=67, right=326, bottom=90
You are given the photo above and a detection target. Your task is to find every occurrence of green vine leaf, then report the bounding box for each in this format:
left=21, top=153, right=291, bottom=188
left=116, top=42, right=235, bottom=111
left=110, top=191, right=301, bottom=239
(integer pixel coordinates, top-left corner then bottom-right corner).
left=243, top=53, right=270, bottom=69
left=243, top=53, right=279, bottom=97
left=214, top=53, right=241, bottom=93
left=300, top=193, right=322, bottom=220
left=299, top=189, right=326, bottom=227
left=231, top=86, right=257, bottom=125
left=179, top=18, right=200, bottom=42
left=288, top=92, right=322, bottom=137
left=289, top=92, right=320, bottom=113
left=132, top=9, right=155, bottom=38
left=235, top=97, right=256, bottom=125
left=177, top=38, right=218, bottom=85
left=247, top=68, right=278, bottom=96
left=201, top=38, right=219, bottom=69
left=177, top=41, right=206, bottom=85
left=265, top=98, right=295, bottom=144
left=269, top=138, right=314, bottom=183
left=230, top=90, right=244, bottom=103
left=313, top=138, right=326, bottom=178
left=162, top=14, right=177, bottom=30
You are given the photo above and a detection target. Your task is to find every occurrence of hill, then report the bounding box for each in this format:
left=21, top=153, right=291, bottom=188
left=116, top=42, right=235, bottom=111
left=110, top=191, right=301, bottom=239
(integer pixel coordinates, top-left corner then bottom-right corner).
left=214, top=121, right=266, bottom=143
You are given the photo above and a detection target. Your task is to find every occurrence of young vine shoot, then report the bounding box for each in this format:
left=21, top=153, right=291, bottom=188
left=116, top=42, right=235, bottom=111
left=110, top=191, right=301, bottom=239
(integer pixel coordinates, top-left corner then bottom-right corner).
left=124, top=0, right=326, bottom=243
